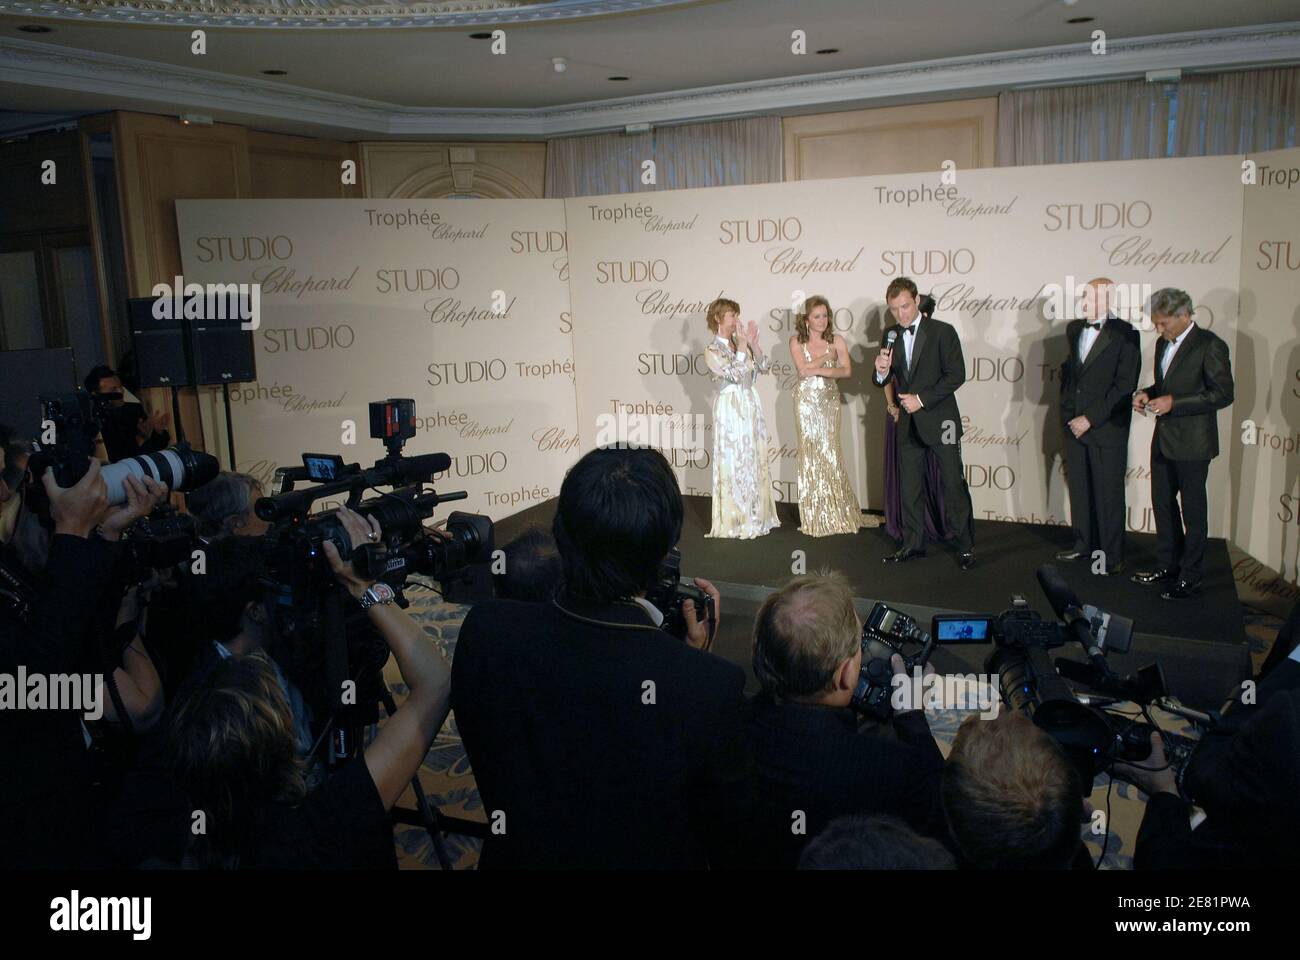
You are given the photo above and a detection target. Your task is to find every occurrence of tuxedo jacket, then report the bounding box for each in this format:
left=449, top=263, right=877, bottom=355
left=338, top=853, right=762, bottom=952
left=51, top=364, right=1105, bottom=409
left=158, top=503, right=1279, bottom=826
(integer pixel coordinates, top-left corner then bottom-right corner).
left=450, top=596, right=754, bottom=869
left=875, top=316, right=965, bottom=446
left=1059, top=316, right=1140, bottom=447
left=1140, top=325, right=1234, bottom=461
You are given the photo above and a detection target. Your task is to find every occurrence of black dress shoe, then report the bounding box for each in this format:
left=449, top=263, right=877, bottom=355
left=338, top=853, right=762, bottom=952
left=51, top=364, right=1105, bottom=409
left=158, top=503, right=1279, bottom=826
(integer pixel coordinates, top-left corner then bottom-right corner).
left=1160, top=579, right=1201, bottom=600
left=958, top=552, right=976, bottom=571
left=1099, top=561, right=1126, bottom=576
left=883, top=548, right=925, bottom=563
left=1055, top=549, right=1084, bottom=561
left=1131, top=568, right=1178, bottom=585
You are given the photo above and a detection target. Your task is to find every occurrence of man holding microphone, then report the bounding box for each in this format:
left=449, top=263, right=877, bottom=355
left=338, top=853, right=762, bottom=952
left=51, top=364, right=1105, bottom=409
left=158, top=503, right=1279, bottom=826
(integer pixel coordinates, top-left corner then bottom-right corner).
left=873, top=278, right=976, bottom=570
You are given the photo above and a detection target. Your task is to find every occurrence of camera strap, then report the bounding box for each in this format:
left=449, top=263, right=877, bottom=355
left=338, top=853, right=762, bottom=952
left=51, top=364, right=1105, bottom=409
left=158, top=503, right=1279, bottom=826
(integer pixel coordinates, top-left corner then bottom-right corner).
left=550, top=596, right=662, bottom=633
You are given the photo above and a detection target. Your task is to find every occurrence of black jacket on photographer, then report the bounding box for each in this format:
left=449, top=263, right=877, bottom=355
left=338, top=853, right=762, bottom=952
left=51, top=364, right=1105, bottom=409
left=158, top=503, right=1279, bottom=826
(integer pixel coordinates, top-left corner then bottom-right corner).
left=100, top=403, right=169, bottom=464
left=1135, top=654, right=1300, bottom=869
left=0, top=534, right=122, bottom=868
left=745, top=695, right=948, bottom=868
left=451, top=594, right=755, bottom=869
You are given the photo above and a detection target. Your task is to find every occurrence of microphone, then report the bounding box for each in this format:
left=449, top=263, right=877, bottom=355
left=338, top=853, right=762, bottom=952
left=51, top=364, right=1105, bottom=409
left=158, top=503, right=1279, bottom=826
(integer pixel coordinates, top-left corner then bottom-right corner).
left=884, top=329, right=898, bottom=350
left=1036, top=563, right=1115, bottom=683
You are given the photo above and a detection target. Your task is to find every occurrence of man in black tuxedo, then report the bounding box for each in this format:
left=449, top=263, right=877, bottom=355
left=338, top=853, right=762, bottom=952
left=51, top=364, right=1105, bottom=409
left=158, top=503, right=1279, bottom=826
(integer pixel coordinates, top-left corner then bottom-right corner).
left=1057, top=278, right=1140, bottom=575
left=1131, top=288, right=1234, bottom=600
left=450, top=446, right=751, bottom=869
left=873, top=277, right=975, bottom=569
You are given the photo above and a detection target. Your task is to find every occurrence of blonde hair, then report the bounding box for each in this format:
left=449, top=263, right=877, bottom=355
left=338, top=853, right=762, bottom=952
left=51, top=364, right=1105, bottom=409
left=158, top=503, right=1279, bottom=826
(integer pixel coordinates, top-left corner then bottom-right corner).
left=795, top=295, right=835, bottom=346
left=753, top=570, right=860, bottom=699
left=706, top=298, right=741, bottom=337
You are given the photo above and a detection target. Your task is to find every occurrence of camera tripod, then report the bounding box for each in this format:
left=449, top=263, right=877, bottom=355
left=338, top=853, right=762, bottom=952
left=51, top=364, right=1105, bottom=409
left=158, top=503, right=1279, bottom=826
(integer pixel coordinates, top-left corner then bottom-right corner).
left=304, top=655, right=488, bottom=870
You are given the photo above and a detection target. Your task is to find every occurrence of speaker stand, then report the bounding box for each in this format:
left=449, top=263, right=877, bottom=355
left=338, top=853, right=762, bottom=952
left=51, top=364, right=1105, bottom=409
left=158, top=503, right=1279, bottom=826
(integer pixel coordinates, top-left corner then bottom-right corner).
left=221, top=381, right=237, bottom=470
left=169, top=386, right=186, bottom=445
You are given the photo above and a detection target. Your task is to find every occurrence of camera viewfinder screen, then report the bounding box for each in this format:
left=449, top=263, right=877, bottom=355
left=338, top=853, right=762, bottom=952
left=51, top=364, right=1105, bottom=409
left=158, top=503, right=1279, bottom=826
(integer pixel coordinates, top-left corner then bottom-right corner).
left=303, top=455, right=340, bottom=480
left=934, top=617, right=992, bottom=643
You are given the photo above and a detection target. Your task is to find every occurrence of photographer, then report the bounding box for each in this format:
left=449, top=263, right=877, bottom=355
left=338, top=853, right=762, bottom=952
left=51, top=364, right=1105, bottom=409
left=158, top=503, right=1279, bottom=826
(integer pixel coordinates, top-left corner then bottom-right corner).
left=184, top=471, right=270, bottom=540
left=450, top=446, right=749, bottom=869
left=1115, top=642, right=1300, bottom=868
left=1, top=458, right=164, bottom=867
left=163, top=505, right=452, bottom=868
left=84, top=365, right=171, bottom=463
left=942, top=711, right=1088, bottom=869
left=492, top=526, right=562, bottom=601
left=746, top=572, right=947, bottom=868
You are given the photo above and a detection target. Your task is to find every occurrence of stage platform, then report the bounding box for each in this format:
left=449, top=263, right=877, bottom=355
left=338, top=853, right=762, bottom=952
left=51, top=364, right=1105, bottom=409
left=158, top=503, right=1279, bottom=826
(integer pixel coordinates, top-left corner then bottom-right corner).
left=494, top=496, right=1251, bottom=711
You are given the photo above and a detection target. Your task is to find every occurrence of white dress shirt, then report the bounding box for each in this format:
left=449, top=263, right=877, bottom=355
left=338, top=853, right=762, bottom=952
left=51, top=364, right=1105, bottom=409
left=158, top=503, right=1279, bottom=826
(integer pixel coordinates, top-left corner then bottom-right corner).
left=875, top=315, right=921, bottom=386
left=1078, top=318, right=1102, bottom=362
left=1160, top=321, right=1196, bottom=379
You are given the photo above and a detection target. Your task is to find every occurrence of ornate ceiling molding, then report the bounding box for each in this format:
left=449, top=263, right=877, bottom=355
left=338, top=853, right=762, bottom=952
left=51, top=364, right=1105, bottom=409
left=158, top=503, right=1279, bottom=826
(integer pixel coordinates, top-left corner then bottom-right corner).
left=1, top=23, right=1298, bottom=138
left=0, top=0, right=705, bottom=29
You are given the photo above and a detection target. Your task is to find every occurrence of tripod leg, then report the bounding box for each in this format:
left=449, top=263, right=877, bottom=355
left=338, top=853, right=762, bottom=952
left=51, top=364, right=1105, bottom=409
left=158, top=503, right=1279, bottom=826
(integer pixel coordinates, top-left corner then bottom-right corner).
left=378, top=685, right=457, bottom=870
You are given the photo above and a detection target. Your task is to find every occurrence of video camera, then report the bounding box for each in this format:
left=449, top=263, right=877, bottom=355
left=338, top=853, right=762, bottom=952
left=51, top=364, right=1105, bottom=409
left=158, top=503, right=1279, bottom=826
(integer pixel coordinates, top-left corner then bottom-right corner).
left=972, top=565, right=1204, bottom=793
left=248, top=398, right=494, bottom=756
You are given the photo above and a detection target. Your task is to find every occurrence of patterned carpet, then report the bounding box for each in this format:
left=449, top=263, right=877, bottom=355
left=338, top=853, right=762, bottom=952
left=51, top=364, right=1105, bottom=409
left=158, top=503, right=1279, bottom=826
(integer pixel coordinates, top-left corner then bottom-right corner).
left=382, top=549, right=1293, bottom=870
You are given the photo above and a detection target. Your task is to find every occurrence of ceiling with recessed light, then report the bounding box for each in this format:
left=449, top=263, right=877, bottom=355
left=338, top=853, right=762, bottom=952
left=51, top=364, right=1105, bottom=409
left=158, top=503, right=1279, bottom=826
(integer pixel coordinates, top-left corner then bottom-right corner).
left=0, top=0, right=1297, bottom=138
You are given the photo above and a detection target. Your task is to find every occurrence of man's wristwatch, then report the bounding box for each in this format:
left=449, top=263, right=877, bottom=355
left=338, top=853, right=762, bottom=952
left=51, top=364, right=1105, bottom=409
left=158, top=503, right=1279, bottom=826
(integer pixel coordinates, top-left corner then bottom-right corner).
left=357, top=582, right=396, bottom=609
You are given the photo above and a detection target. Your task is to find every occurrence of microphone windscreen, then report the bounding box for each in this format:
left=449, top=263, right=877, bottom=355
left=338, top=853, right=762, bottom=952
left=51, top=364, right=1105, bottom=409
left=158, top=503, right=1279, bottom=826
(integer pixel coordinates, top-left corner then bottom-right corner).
left=884, top=329, right=898, bottom=348
left=1036, top=563, right=1081, bottom=620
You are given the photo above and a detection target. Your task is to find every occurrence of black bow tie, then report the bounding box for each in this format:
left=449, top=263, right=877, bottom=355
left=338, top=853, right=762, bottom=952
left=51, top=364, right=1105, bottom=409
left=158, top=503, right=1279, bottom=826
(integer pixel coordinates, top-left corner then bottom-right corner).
left=1084, top=322, right=1102, bottom=331
left=903, top=326, right=916, bottom=335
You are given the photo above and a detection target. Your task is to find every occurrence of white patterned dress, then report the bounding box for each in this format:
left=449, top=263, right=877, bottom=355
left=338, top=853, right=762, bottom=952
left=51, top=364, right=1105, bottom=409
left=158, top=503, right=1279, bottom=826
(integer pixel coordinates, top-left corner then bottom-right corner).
left=705, top=335, right=780, bottom=539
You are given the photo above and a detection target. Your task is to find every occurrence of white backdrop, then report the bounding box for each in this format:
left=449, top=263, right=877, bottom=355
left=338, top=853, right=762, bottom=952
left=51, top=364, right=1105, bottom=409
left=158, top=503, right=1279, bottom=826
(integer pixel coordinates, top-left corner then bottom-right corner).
left=174, top=154, right=1298, bottom=582
left=178, top=200, right=577, bottom=518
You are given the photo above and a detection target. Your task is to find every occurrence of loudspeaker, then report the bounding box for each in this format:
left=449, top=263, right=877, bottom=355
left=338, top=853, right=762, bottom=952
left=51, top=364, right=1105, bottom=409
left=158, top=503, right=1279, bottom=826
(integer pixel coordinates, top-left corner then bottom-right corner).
left=128, top=298, right=192, bottom=388
left=190, top=314, right=256, bottom=385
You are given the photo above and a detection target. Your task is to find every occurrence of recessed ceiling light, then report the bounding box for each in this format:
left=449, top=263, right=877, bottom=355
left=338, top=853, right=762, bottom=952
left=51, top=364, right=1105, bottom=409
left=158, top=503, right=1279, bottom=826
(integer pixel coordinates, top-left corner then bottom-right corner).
left=18, top=24, right=53, bottom=33
left=261, top=69, right=288, bottom=75
left=1067, top=16, right=1095, bottom=24
left=469, top=32, right=493, bottom=39
left=608, top=76, right=629, bottom=82
left=816, top=48, right=839, bottom=55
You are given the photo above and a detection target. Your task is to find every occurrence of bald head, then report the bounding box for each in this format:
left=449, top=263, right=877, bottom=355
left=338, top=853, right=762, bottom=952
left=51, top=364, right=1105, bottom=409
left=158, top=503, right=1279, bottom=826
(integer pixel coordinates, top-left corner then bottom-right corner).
left=1080, top=277, right=1116, bottom=322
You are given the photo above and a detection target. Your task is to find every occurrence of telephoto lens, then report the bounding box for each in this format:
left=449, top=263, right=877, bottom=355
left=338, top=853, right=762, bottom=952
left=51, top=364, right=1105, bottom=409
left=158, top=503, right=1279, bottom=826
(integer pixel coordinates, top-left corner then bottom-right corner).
left=100, top=444, right=220, bottom=504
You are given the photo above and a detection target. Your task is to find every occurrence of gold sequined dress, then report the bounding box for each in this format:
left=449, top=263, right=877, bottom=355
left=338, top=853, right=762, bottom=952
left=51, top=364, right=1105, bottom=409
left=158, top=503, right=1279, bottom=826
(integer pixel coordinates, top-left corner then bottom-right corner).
left=705, top=335, right=780, bottom=539
left=793, top=342, right=876, bottom=536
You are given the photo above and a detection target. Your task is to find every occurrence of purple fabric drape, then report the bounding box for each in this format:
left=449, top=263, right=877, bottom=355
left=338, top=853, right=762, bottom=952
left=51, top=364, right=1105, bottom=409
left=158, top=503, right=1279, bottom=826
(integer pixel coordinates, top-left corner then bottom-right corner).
left=883, top=413, right=957, bottom=543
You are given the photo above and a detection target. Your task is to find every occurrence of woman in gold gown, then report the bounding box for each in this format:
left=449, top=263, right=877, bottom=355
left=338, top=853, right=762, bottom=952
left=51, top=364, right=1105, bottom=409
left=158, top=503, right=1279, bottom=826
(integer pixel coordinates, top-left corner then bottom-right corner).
left=790, top=295, right=878, bottom=536
left=705, top=297, right=780, bottom=539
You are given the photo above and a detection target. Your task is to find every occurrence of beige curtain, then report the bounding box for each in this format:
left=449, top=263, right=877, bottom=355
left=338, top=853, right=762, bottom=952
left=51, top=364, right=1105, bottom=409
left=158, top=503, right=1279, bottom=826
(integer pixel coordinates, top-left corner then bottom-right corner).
left=545, top=116, right=782, bottom=198
left=1175, top=67, right=1300, bottom=156
left=997, top=67, right=1300, bottom=166
left=996, top=78, right=1172, bottom=166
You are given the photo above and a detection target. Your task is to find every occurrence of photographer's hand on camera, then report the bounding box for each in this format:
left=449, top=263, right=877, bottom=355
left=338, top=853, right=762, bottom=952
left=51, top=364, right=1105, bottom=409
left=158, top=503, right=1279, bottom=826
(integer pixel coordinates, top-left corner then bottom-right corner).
left=1113, top=731, right=1179, bottom=798
left=321, top=504, right=382, bottom=598
left=323, top=504, right=453, bottom=812
left=683, top=576, right=721, bottom=652
left=43, top=457, right=108, bottom=539
left=97, top=474, right=168, bottom=542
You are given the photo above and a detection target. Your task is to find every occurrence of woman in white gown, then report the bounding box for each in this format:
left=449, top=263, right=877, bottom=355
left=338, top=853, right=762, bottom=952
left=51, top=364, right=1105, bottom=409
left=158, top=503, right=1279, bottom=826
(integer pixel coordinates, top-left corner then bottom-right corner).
left=704, top=297, right=779, bottom=539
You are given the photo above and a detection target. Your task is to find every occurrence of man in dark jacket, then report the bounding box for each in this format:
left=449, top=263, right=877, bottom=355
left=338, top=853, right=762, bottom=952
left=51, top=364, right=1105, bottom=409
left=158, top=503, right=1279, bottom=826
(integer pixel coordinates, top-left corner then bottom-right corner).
left=1130, top=288, right=1234, bottom=600
left=746, top=572, right=946, bottom=868
left=873, top=277, right=976, bottom=570
left=1057, top=278, right=1141, bottom=575
left=1116, top=650, right=1300, bottom=869
left=451, top=446, right=750, bottom=868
